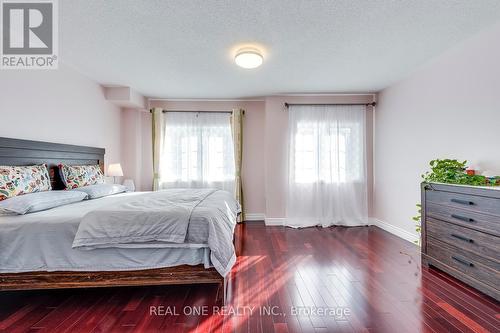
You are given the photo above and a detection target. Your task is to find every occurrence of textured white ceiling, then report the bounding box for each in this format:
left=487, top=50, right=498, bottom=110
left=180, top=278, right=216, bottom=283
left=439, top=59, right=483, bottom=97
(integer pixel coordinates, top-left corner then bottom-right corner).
left=61, top=1, right=500, bottom=98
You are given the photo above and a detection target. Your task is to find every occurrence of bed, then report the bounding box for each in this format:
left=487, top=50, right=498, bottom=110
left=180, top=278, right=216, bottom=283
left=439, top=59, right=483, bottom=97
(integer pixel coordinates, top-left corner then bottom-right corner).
left=0, top=137, right=238, bottom=302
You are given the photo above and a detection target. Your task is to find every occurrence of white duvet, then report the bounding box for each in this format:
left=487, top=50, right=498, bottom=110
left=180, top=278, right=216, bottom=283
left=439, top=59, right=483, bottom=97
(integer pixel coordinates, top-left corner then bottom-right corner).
left=73, top=188, right=239, bottom=276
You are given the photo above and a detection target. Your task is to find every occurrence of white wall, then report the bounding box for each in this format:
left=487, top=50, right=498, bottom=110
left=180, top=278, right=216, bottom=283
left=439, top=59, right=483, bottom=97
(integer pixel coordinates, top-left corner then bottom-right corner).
left=121, top=108, right=144, bottom=189
left=0, top=64, right=122, bottom=166
left=374, top=22, right=500, bottom=237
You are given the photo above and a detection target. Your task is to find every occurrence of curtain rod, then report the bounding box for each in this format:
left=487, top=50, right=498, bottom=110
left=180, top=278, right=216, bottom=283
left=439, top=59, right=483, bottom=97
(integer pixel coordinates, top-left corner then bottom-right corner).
left=284, top=102, right=376, bottom=108
left=149, top=109, right=244, bottom=114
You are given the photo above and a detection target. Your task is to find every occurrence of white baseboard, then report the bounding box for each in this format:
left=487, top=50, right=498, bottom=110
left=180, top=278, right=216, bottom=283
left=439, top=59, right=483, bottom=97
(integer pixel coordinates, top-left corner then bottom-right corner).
left=264, top=218, right=286, bottom=226
left=246, top=214, right=419, bottom=244
left=243, top=214, right=286, bottom=225
left=244, top=213, right=266, bottom=221
left=371, top=218, right=419, bottom=244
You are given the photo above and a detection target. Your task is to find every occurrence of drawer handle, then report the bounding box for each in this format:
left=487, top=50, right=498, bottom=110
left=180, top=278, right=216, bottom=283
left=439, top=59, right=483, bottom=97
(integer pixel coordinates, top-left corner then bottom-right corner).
left=451, top=214, right=475, bottom=223
left=452, top=256, right=474, bottom=267
left=451, top=233, right=474, bottom=243
left=451, top=198, right=474, bottom=205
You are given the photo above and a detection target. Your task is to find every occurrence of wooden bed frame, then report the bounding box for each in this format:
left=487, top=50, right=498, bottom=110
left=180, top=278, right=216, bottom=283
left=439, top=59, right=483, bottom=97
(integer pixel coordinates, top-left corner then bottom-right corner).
left=0, top=137, right=227, bottom=302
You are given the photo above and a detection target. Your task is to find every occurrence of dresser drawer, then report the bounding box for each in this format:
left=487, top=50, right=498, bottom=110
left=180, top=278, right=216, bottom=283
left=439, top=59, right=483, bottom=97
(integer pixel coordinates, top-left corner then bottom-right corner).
left=427, top=202, right=500, bottom=236
left=426, top=190, right=500, bottom=217
left=427, top=238, right=500, bottom=291
left=427, top=218, right=499, bottom=262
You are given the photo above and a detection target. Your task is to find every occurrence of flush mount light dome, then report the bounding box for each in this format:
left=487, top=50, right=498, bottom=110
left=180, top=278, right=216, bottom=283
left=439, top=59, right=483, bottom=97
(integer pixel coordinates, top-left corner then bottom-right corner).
left=235, top=48, right=263, bottom=69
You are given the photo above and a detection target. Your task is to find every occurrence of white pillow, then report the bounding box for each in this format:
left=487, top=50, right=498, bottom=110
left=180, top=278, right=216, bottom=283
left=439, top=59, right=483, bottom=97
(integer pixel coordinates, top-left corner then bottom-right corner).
left=0, top=191, right=88, bottom=215
left=71, top=184, right=127, bottom=199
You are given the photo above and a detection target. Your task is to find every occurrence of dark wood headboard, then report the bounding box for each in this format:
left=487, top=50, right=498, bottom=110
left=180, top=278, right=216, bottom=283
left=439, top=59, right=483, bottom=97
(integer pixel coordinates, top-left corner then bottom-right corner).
left=0, top=137, right=105, bottom=190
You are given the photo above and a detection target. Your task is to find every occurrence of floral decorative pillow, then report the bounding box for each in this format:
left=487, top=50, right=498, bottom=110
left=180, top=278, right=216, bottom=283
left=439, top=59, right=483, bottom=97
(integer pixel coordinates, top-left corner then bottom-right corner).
left=0, top=164, right=52, bottom=201
left=58, top=164, right=104, bottom=189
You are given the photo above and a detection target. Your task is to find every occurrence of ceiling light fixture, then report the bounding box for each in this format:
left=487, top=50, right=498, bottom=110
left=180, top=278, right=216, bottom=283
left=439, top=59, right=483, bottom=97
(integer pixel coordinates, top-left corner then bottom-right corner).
left=234, top=48, right=263, bottom=69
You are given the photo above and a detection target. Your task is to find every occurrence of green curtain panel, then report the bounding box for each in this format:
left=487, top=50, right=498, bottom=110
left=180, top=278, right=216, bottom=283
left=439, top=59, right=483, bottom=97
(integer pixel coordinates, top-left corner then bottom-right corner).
left=151, top=108, right=163, bottom=191
left=231, top=108, right=244, bottom=222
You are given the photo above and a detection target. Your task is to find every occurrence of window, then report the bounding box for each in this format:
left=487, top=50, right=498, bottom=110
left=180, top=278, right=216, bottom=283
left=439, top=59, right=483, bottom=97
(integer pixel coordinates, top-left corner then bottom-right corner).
left=286, top=105, right=368, bottom=228
left=289, top=106, right=365, bottom=185
left=160, top=112, right=235, bottom=192
left=293, top=122, right=361, bottom=184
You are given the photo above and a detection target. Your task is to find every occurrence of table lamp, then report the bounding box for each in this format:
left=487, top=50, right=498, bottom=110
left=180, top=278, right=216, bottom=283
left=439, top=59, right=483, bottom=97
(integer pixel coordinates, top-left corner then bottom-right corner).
left=107, top=163, right=123, bottom=184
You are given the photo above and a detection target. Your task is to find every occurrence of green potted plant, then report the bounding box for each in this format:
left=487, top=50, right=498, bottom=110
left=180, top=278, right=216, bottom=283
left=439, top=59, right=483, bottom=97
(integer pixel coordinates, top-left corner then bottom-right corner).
left=422, top=159, right=492, bottom=186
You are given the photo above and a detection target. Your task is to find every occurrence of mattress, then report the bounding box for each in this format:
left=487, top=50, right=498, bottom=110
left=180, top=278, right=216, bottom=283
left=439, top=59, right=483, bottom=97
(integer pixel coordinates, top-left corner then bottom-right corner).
left=0, top=192, right=223, bottom=273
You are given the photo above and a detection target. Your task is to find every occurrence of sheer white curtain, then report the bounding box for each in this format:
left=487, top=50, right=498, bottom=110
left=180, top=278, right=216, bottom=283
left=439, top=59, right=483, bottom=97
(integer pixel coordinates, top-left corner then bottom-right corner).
left=158, top=112, right=235, bottom=193
left=286, top=105, right=368, bottom=228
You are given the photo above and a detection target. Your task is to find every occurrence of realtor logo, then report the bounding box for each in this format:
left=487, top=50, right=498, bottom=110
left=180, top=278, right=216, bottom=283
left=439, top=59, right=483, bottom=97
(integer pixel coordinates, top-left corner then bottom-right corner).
left=1, top=0, right=58, bottom=69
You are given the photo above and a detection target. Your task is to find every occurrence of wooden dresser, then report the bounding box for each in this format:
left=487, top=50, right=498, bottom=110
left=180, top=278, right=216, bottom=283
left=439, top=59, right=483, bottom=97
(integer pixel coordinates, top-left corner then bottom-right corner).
left=421, top=182, right=500, bottom=300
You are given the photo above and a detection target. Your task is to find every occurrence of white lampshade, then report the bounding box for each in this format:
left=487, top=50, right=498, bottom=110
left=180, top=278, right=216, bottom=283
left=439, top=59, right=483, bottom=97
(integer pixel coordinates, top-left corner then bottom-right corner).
left=107, top=163, right=123, bottom=177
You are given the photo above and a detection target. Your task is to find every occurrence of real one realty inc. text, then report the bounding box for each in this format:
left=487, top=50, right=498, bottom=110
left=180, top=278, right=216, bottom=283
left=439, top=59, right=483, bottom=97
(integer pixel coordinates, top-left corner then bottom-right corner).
left=150, top=305, right=351, bottom=319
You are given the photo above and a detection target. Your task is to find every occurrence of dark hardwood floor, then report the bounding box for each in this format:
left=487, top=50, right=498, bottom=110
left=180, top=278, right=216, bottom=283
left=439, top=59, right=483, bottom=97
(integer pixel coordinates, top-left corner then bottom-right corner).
left=0, top=222, right=498, bottom=332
